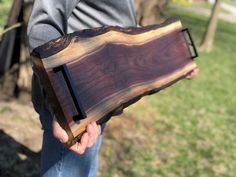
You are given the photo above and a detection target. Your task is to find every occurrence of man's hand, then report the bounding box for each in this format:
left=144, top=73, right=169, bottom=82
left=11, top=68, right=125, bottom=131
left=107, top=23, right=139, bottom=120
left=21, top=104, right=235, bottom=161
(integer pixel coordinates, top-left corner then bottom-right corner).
left=186, top=68, right=199, bottom=80
left=53, top=119, right=101, bottom=154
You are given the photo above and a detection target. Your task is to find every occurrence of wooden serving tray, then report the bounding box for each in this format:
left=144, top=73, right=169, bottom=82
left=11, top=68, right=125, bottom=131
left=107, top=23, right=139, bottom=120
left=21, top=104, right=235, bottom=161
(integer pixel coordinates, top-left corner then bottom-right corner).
left=31, top=18, right=198, bottom=146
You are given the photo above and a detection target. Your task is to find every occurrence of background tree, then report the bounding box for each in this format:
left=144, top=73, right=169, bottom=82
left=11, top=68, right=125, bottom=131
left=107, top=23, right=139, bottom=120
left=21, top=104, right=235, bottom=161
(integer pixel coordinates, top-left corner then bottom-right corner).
left=135, top=0, right=169, bottom=26
left=0, top=0, right=33, bottom=101
left=200, top=0, right=221, bottom=52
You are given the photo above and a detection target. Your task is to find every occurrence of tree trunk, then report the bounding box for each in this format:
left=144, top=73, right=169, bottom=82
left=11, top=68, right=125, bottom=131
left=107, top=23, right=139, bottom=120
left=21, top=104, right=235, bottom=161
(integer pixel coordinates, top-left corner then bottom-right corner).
left=200, top=0, right=221, bottom=53
left=17, top=2, right=33, bottom=101
left=0, top=1, right=33, bottom=101
left=135, top=0, right=169, bottom=26
left=0, top=0, right=23, bottom=99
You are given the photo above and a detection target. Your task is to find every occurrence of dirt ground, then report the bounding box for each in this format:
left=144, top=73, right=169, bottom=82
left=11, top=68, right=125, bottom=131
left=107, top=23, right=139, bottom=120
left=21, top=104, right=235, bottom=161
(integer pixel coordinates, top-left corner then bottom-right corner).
left=0, top=99, right=42, bottom=177
left=0, top=98, right=152, bottom=177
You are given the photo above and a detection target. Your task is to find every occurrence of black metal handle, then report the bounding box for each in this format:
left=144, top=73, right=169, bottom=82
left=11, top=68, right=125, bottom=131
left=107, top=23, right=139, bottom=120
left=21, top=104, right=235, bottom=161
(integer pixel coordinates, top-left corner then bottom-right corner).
left=53, top=64, right=87, bottom=121
left=182, top=28, right=198, bottom=59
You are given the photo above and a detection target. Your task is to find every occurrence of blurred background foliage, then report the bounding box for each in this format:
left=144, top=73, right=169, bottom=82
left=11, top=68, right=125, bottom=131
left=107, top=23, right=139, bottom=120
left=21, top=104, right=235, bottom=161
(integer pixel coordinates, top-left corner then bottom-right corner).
left=171, top=0, right=190, bottom=5
left=0, top=0, right=13, bottom=33
left=0, top=0, right=236, bottom=177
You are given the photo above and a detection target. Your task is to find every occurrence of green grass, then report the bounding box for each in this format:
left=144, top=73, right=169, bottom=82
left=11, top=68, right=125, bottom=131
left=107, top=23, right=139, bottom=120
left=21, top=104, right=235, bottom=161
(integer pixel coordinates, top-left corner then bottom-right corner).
left=223, top=0, right=236, bottom=6
left=187, top=2, right=213, bottom=10
left=0, top=0, right=13, bottom=33
left=0, top=106, right=12, bottom=113
left=100, top=9, right=236, bottom=177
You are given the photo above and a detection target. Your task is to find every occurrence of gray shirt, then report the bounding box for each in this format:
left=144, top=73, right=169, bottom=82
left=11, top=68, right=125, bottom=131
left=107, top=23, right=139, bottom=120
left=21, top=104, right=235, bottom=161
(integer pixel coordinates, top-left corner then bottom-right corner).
left=28, top=0, right=137, bottom=51
left=27, top=0, right=137, bottom=129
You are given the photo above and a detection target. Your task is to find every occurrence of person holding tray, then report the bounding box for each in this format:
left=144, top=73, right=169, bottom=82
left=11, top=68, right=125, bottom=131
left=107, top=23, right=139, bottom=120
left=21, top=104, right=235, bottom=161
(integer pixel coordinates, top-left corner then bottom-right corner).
left=27, top=0, right=199, bottom=177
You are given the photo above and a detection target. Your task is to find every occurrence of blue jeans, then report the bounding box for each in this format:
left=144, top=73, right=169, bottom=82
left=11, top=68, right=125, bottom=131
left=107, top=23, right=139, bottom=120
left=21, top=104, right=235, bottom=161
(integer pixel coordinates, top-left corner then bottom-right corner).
left=32, top=74, right=103, bottom=177
left=40, top=130, right=102, bottom=177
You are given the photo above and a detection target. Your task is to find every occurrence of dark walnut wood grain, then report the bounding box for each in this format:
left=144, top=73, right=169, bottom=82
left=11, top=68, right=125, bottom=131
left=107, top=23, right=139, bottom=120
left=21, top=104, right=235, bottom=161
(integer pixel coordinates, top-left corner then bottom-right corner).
left=31, top=18, right=198, bottom=146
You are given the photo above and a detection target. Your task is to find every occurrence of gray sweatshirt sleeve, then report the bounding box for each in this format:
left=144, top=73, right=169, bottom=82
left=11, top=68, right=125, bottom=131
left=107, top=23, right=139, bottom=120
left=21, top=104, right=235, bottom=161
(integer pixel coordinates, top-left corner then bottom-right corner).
left=27, top=0, right=80, bottom=52
left=28, top=0, right=80, bottom=123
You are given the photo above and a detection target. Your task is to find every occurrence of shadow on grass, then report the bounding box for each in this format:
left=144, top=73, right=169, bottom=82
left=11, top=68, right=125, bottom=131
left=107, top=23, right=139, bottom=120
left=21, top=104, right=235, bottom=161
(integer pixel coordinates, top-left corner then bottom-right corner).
left=0, top=129, right=40, bottom=177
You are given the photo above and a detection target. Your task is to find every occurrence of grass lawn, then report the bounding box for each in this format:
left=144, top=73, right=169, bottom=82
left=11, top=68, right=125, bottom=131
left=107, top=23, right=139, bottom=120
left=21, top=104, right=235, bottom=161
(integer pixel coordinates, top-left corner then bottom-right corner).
left=0, top=0, right=13, bottom=34
left=223, top=0, right=236, bottom=6
left=99, top=9, right=236, bottom=177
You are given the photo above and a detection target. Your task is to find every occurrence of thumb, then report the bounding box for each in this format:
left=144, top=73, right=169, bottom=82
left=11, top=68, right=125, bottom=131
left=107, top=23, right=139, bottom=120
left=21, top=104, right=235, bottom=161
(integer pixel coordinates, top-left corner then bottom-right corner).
left=52, top=119, right=68, bottom=143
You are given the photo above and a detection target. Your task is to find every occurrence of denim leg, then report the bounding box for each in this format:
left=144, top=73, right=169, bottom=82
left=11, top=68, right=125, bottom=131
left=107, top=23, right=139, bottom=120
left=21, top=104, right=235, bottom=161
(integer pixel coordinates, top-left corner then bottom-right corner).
left=40, top=130, right=102, bottom=177
left=32, top=74, right=103, bottom=177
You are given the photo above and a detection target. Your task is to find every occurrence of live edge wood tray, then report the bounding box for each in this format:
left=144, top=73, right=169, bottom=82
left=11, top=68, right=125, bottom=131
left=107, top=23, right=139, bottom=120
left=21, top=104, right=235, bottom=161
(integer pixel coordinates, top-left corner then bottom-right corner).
left=31, top=18, right=198, bottom=146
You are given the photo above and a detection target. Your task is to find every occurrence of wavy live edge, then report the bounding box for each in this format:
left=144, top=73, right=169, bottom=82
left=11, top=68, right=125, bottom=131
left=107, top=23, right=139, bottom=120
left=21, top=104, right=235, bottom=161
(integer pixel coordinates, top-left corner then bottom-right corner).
left=31, top=18, right=198, bottom=146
